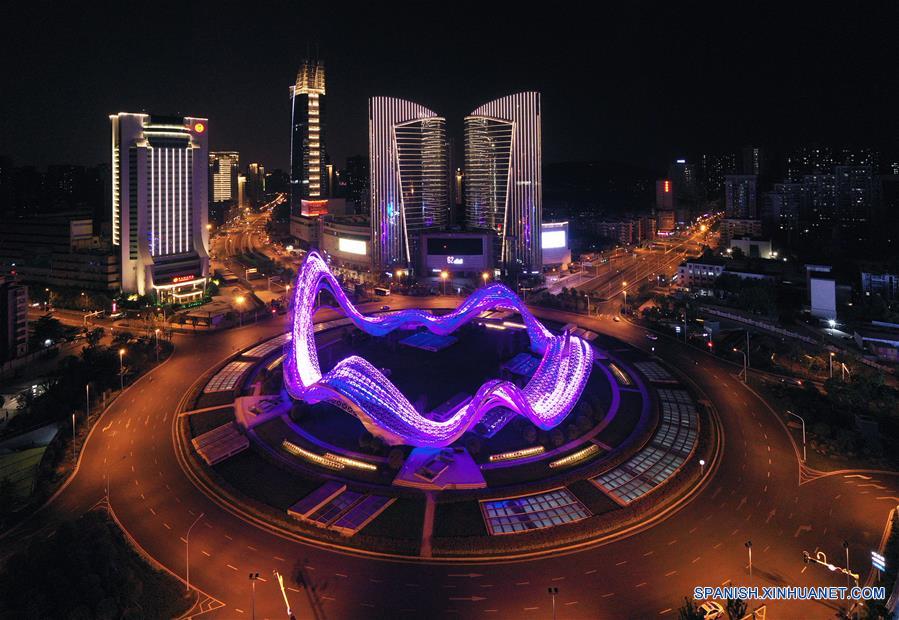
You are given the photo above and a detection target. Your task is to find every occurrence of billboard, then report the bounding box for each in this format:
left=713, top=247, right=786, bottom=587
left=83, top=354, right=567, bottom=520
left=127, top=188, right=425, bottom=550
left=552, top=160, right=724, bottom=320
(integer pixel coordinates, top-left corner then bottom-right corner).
left=338, top=237, right=367, bottom=256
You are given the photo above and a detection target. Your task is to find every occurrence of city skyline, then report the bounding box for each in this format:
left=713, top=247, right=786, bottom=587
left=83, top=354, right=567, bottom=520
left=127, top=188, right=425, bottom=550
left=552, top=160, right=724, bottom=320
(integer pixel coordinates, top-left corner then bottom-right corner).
left=3, top=3, right=897, bottom=172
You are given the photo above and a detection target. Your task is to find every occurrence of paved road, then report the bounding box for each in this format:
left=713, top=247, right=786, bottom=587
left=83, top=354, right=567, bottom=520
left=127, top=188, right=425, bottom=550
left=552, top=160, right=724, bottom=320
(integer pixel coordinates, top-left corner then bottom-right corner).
left=4, top=297, right=898, bottom=619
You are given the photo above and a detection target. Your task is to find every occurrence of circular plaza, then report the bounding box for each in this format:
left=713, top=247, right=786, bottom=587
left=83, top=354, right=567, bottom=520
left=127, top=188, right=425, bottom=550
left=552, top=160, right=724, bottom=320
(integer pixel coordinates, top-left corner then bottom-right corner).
left=176, top=252, right=720, bottom=560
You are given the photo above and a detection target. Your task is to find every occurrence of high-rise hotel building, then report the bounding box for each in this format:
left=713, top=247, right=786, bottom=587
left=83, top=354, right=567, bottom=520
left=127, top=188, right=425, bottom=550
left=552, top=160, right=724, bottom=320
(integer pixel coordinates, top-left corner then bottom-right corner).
left=209, top=151, right=239, bottom=203
left=369, top=97, right=449, bottom=269
left=464, top=92, right=543, bottom=274
left=289, top=59, right=328, bottom=212
left=110, top=113, right=210, bottom=303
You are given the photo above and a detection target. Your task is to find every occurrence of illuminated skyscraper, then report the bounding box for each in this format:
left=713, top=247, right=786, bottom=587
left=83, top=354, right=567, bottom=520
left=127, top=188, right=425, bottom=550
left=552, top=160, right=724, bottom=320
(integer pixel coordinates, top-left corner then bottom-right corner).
left=289, top=59, right=327, bottom=211
left=464, top=92, right=542, bottom=274
left=110, top=113, right=210, bottom=302
left=209, top=151, right=239, bottom=203
left=369, top=97, right=448, bottom=269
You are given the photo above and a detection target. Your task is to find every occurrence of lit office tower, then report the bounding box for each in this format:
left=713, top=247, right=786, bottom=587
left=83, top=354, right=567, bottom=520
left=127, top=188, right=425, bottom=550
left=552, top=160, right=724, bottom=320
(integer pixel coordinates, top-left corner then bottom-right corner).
left=209, top=151, right=239, bottom=203
left=110, top=113, right=210, bottom=303
left=289, top=59, right=327, bottom=211
left=369, top=97, right=448, bottom=269
left=464, top=92, right=542, bottom=274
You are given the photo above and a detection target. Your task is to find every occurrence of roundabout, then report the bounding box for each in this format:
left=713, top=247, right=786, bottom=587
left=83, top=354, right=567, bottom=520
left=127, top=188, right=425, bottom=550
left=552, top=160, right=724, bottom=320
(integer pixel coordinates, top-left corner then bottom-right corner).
left=176, top=252, right=719, bottom=561
left=9, top=253, right=897, bottom=619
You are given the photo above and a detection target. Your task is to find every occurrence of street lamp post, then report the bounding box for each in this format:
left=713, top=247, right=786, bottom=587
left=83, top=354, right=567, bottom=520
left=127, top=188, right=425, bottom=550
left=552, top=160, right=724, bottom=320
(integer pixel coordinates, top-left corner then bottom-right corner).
left=733, top=347, right=748, bottom=382
left=154, top=328, right=160, bottom=363
left=786, top=410, right=807, bottom=462
left=745, top=540, right=753, bottom=578
left=185, top=512, right=205, bottom=593
left=236, top=295, right=246, bottom=327
left=118, top=348, right=126, bottom=391
left=85, top=383, right=90, bottom=428
left=699, top=458, right=706, bottom=476
left=547, top=587, right=559, bottom=620
left=72, top=412, right=77, bottom=470
left=482, top=272, right=489, bottom=288
left=829, top=352, right=834, bottom=379
left=249, top=572, right=260, bottom=620
left=843, top=541, right=851, bottom=589
left=440, top=271, right=448, bottom=296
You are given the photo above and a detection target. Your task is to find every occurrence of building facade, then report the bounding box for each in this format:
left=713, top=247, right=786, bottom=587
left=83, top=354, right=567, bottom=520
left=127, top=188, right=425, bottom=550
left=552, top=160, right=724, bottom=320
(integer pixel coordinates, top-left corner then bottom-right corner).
left=0, top=277, right=28, bottom=362
left=289, top=59, right=328, bottom=211
left=209, top=151, right=239, bottom=203
left=369, top=97, right=449, bottom=269
left=110, top=113, right=210, bottom=303
left=724, top=174, right=758, bottom=219
left=464, top=92, right=542, bottom=274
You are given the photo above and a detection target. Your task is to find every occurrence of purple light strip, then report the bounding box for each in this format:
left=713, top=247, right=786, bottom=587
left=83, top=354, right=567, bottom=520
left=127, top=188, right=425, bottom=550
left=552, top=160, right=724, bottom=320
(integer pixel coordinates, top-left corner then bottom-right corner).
left=284, top=251, right=593, bottom=447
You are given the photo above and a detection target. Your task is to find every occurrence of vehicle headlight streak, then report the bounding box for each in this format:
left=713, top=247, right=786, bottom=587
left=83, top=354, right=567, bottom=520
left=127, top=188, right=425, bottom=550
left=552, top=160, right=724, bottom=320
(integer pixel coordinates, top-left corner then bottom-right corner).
left=284, top=251, right=594, bottom=447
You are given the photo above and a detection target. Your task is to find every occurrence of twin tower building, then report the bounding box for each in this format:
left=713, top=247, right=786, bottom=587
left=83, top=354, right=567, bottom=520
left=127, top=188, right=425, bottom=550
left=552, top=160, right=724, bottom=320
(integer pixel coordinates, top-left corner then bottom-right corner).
left=290, top=60, right=544, bottom=276
left=109, top=60, right=543, bottom=303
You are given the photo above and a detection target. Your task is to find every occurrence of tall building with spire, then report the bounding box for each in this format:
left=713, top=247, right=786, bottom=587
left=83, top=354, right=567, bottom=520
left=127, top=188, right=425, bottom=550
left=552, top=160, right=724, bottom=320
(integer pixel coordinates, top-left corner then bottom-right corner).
left=289, top=58, right=327, bottom=213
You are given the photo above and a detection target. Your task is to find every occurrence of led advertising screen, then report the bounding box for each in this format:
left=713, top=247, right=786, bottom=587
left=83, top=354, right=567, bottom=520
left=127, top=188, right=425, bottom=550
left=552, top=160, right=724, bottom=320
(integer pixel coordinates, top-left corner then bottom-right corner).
left=542, top=229, right=567, bottom=249
left=338, top=237, right=367, bottom=255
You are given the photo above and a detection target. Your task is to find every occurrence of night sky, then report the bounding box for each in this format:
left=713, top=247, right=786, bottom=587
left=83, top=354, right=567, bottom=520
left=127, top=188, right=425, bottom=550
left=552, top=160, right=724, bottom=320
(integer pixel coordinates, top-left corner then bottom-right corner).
left=3, top=1, right=896, bottom=172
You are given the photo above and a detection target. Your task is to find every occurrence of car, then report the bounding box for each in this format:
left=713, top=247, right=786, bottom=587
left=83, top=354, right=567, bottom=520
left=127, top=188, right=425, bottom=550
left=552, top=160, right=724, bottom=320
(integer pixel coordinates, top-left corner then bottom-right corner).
left=612, top=316, right=621, bottom=322
left=699, top=601, right=725, bottom=619
left=380, top=305, right=391, bottom=311
left=645, top=332, right=658, bottom=340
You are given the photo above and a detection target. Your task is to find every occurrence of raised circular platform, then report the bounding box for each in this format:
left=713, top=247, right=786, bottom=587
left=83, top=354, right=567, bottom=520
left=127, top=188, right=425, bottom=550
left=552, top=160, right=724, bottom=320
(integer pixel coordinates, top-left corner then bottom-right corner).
left=175, top=302, right=720, bottom=560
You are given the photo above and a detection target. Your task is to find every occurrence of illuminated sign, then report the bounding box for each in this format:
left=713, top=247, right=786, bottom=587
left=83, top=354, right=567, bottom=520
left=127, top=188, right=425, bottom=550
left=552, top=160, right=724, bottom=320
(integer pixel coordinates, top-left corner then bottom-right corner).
left=446, top=256, right=464, bottom=265
left=542, top=230, right=567, bottom=249
left=664, top=180, right=671, bottom=193
left=301, top=199, right=329, bottom=217
left=193, top=122, right=205, bottom=133
left=338, top=238, right=367, bottom=255
left=172, top=275, right=196, bottom=283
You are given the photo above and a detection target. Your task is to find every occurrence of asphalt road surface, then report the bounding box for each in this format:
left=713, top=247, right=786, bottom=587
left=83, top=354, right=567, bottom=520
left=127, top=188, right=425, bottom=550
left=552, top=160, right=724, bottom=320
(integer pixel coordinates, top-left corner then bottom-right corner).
left=4, top=296, right=898, bottom=619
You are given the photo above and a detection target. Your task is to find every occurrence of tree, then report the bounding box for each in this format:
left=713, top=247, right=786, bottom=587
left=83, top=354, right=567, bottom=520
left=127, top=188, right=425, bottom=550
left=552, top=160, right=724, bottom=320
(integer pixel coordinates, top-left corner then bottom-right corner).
left=726, top=597, right=747, bottom=619
left=678, top=597, right=704, bottom=620
left=86, top=327, right=105, bottom=348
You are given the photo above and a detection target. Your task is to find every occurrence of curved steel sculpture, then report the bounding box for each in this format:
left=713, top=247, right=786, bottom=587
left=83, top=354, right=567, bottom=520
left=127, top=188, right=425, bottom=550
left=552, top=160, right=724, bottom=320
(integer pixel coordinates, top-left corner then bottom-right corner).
left=284, top=251, right=594, bottom=447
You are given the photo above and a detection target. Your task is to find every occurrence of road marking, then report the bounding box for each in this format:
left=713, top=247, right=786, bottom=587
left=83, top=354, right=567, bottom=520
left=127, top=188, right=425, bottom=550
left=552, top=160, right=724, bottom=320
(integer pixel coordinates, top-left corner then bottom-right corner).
left=202, top=550, right=211, bottom=557
left=564, top=601, right=578, bottom=606
left=664, top=570, right=677, bottom=577
left=163, top=523, right=171, bottom=530
left=226, top=564, right=238, bottom=571
left=643, top=551, right=654, bottom=557
left=615, top=560, right=627, bottom=566
left=225, top=534, right=233, bottom=540
left=692, top=556, right=701, bottom=564
left=688, top=527, right=698, bottom=534
left=660, top=608, right=673, bottom=615
left=523, top=607, right=539, bottom=611
left=713, top=542, right=723, bottom=549
left=405, top=583, right=421, bottom=588
left=247, top=545, right=257, bottom=551
left=602, top=592, right=615, bottom=598
left=584, top=569, right=597, bottom=575
left=551, top=576, right=565, bottom=581
left=234, top=609, right=244, bottom=614
left=149, top=508, right=156, bottom=515
left=667, top=539, right=678, bottom=546
left=635, top=582, right=647, bottom=588
left=335, top=572, right=348, bottom=578
left=794, top=524, right=812, bottom=537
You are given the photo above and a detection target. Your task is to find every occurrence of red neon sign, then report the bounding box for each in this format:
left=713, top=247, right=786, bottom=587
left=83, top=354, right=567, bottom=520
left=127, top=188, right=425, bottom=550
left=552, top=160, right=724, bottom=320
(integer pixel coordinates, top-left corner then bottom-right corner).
left=664, top=180, right=670, bottom=193
left=172, top=275, right=195, bottom=284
